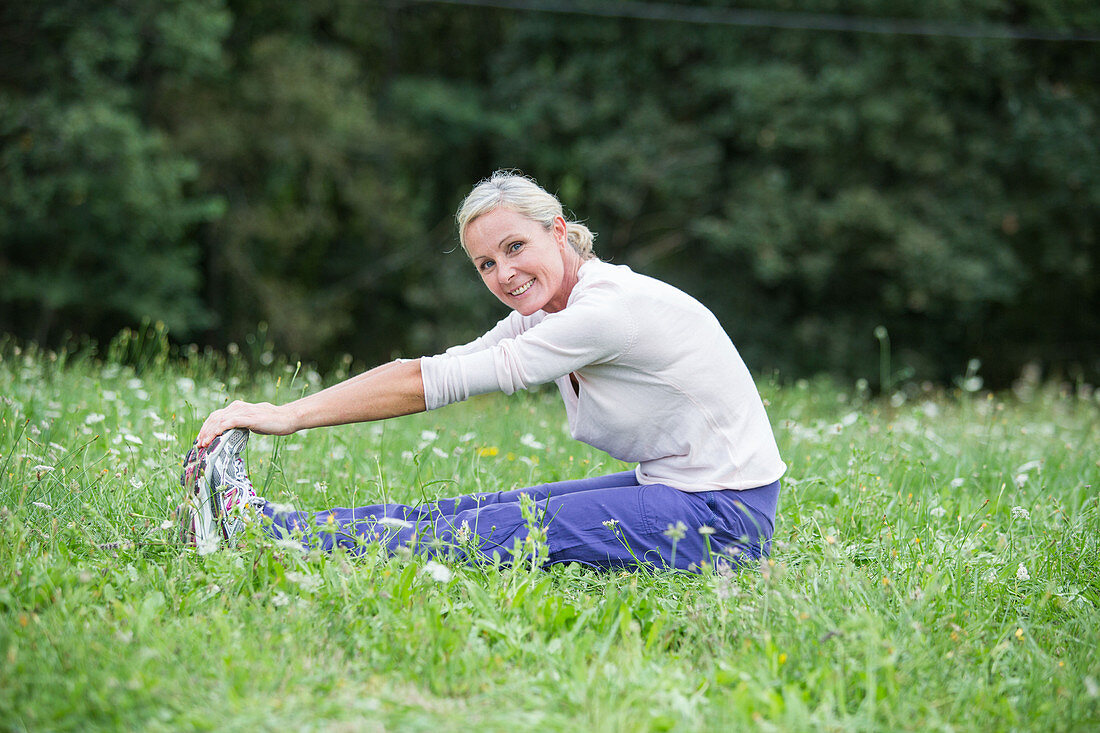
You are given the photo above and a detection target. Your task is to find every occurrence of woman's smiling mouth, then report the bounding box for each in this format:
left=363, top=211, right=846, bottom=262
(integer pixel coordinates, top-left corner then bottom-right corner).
left=509, top=279, right=535, bottom=296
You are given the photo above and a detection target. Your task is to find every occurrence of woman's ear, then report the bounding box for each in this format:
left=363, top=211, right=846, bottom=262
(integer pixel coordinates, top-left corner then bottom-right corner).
left=553, top=216, right=568, bottom=248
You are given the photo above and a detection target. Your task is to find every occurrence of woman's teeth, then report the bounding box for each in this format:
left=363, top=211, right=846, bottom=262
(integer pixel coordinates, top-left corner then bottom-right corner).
left=509, top=279, right=534, bottom=296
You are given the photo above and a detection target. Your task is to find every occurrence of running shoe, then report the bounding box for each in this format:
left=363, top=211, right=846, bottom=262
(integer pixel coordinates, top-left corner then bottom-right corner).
left=178, top=428, right=263, bottom=551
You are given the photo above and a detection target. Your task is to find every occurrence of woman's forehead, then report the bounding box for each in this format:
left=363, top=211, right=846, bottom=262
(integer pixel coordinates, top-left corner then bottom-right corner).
left=466, top=208, right=539, bottom=245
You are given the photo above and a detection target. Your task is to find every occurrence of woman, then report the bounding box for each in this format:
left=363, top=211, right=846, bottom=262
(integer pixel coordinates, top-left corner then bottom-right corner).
left=181, top=171, right=785, bottom=571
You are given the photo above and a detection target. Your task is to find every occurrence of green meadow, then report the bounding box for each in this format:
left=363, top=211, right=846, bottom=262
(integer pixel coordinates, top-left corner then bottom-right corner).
left=1, top=333, right=1098, bottom=731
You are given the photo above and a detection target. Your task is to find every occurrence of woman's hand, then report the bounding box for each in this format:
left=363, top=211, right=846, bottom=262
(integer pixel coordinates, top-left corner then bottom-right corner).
left=193, top=359, right=426, bottom=449
left=196, top=400, right=298, bottom=448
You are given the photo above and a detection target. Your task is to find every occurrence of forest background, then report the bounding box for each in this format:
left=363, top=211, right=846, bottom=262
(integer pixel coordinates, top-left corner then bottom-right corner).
left=2, top=0, right=1098, bottom=387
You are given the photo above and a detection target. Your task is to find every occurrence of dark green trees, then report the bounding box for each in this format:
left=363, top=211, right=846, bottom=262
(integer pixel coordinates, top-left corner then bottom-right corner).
left=1, top=1, right=229, bottom=342
left=2, top=0, right=1097, bottom=383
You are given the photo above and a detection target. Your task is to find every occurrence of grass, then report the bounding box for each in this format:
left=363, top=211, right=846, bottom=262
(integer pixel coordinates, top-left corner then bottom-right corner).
left=1, top=329, right=1098, bottom=731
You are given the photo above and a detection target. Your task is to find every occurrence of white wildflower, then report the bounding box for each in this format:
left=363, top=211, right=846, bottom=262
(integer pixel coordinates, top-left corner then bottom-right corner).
left=378, top=516, right=414, bottom=529
left=459, top=432, right=476, bottom=443
left=1013, top=473, right=1028, bottom=488
left=159, top=519, right=174, bottom=530
left=663, top=521, right=687, bottom=541
left=32, top=501, right=52, bottom=510
left=983, top=568, right=999, bottom=584
left=32, top=465, right=54, bottom=473
left=920, top=401, right=940, bottom=418
left=152, top=432, right=173, bottom=442
left=1085, top=677, right=1099, bottom=698
left=271, top=591, right=290, bottom=607
left=432, top=447, right=449, bottom=459
left=176, top=377, right=195, bottom=393
left=1015, top=459, right=1042, bottom=474
left=422, top=560, right=453, bottom=583
left=197, top=535, right=220, bottom=556
left=929, top=506, right=947, bottom=518
left=85, top=413, right=106, bottom=425
left=602, top=518, right=619, bottom=531
left=520, top=433, right=546, bottom=450
left=127, top=378, right=143, bottom=390
left=950, top=477, right=965, bottom=489
left=123, top=434, right=143, bottom=446
left=286, top=571, right=323, bottom=592
left=698, top=525, right=716, bottom=536
left=1011, top=506, right=1030, bottom=520
left=273, top=538, right=306, bottom=554
left=1016, top=563, right=1030, bottom=581
left=129, top=477, right=144, bottom=489
left=420, top=430, right=438, bottom=443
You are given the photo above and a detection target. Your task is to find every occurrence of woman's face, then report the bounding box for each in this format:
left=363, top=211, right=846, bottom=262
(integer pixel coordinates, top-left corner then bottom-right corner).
left=464, top=207, right=576, bottom=315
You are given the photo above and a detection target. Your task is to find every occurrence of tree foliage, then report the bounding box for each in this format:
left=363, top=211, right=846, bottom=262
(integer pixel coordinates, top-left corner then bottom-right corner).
left=1, top=0, right=1097, bottom=383
left=0, top=0, right=228, bottom=341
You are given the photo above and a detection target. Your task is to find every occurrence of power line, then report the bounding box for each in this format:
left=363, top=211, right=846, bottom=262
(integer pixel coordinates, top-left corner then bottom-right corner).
left=403, top=0, right=1100, bottom=42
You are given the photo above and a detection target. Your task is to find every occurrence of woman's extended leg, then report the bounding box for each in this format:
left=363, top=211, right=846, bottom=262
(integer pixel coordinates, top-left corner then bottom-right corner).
left=258, top=471, right=640, bottom=558
left=260, top=473, right=779, bottom=571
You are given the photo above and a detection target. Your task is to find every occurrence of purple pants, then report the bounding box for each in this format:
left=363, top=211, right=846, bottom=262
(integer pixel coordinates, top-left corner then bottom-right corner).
left=261, top=470, right=780, bottom=571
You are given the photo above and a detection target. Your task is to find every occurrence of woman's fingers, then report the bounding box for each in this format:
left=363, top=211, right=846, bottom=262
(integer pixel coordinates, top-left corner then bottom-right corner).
left=196, top=401, right=253, bottom=447
left=195, top=401, right=294, bottom=448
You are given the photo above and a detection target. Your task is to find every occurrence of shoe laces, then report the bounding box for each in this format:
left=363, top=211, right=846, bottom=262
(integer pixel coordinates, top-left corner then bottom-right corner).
left=220, top=457, right=261, bottom=514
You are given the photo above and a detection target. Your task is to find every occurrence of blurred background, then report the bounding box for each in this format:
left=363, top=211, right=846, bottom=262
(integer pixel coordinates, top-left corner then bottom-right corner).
left=1, top=0, right=1097, bottom=387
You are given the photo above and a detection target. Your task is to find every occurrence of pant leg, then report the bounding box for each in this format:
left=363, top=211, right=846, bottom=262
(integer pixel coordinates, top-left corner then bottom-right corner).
left=257, top=471, right=642, bottom=556
left=259, top=474, right=779, bottom=572
left=696, top=479, right=781, bottom=563
left=535, top=481, right=775, bottom=570
left=460, top=478, right=781, bottom=569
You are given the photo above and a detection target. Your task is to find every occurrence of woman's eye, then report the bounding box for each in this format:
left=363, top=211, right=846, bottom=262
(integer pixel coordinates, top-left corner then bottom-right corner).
left=479, top=260, right=494, bottom=272
left=508, top=241, right=523, bottom=253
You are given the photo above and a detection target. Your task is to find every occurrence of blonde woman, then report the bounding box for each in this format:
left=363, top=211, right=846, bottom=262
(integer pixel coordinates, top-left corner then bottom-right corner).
left=180, top=171, right=785, bottom=570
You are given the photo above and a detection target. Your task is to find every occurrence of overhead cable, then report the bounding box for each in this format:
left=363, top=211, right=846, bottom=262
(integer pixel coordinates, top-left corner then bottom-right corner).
left=402, top=0, right=1100, bottom=42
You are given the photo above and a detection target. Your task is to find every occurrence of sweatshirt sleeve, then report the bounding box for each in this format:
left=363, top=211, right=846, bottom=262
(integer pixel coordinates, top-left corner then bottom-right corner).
left=420, top=280, right=636, bottom=410
left=442, top=311, right=531, bottom=356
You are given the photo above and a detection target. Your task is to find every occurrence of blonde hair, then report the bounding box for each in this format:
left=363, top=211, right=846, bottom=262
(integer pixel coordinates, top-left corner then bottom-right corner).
left=456, top=170, right=596, bottom=259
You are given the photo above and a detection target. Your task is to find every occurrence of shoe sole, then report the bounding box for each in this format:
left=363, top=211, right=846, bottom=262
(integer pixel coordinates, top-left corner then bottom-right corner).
left=179, top=428, right=250, bottom=548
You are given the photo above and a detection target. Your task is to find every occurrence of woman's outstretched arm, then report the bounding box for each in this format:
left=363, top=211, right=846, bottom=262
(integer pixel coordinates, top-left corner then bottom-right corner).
left=195, top=359, right=426, bottom=447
